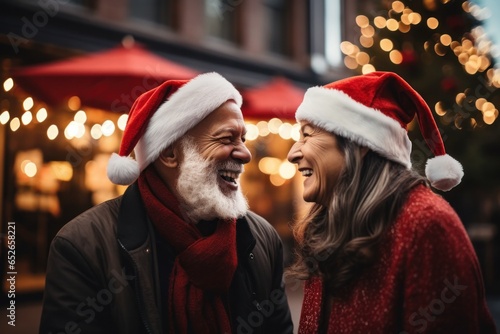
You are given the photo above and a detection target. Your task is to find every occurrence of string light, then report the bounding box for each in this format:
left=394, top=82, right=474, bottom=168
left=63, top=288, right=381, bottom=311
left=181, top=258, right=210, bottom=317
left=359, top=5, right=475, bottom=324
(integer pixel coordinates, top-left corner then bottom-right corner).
left=36, top=108, right=48, bottom=123
left=338, top=0, right=497, bottom=128
left=3, top=78, right=14, bottom=92
left=47, top=125, right=59, bottom=140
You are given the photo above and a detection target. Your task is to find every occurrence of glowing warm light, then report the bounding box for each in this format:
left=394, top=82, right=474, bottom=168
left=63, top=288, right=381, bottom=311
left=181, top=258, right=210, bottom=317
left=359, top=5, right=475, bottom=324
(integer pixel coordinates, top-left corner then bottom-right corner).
left=424, top=0, right=438, bottom=10
left=401, top=14, right=411, bottom=25
left=386, top=18, right=399, bottom=31
left=10, top=117, right=20, bottom=132
left=483, top=112, right=497, bottom=125
left=380, top=39, right=393, bottom=52
left=23, top=97, right=34, bottom=111
left=392, top=1, right=405, bottom=13
left=475, top=98, right=487, bottom=110
left=374, top=16, right=386, bottom=29
left=361, top=26, right=375, bottom=38
left=440, top=34, right=452, bottom=46
left=344, top=56, right=358, bottom=70
left=360, top=36, right=374, bottom=48
left=409, top=12, right=422, bottom=25
left=257, top=121, right=270, bottom=137
left=258, top=157, right=281, bottom=175
left=482, top=102, right=495, bottom=113
left=68, top=96, right=81, bottom=111
left=50, top=161, right=73, bottom=181
left=279, top=161, right=296, bottom=179
left=291, top=123, right=301, bottom=141
left=24, top=161, right=37, bottom=178
left=389, top=50, right=403, bottom=64
left=36, top=108, right=48, bottom=122
left=427, top=17, right=439, bottom=29
left=21, top=111, right=33, bottom=125
left=101, top=120, right=115, bottom=137
left=458, top=53, right=469, bottom=65
left=245, top=123, right=259, bottom=141
left=470, top=118, right=477, bottom=128
left=399, top=22, right=411, bottom=33
left=117, top=114, right=128, bottom=131
left=74, top=122, right=86, bottom=138
left=269, top=174, right=286, bottom=187
left=278, top=123, right=293, bottom=140
left=462, top=39, right=473, bottom=52
left=434, top=43, right=446, bottom=56
left=90, top=124, right=103, bottom=140
left=355, top=15, right=369, bottom=28
left=456, top=93, right=466, bottom=105
left=268, top=118, right=282, bottom=134
left=74, top=110, right=87, bottom=124
left=362, top=64, right=376, bottom=74
left=435, top=102, right=447, bottom=116
left=65, top=121, right=79, bottom=139
left=465, top=60, right=479, bottom=74
left=340, top=41, right=355, bottom=55
left=47, top=125, right=59, bottom=140
left=3, top=78, right=14, bottom=92
left=462, top=1, right=471, bottom=13
left=0, top=110, right=10, bottom=124
left=355, top=52, right=370, bottom=65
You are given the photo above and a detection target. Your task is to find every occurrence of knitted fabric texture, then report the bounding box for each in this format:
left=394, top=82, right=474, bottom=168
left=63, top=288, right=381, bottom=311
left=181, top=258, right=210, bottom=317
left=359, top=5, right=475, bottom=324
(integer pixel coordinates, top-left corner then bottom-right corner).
left=298, top=185, right=496, bottom=333
left=138, top=167, right=237, bottom=334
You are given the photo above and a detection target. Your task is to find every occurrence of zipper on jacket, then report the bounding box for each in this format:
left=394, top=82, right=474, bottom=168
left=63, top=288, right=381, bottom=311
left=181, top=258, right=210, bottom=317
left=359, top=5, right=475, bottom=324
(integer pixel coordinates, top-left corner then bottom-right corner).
left=119, top=240, right=153, bottom=334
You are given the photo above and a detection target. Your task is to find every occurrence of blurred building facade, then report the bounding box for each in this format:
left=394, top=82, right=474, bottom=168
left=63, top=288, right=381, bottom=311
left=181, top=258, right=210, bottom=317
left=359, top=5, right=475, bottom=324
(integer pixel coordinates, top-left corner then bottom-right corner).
left=0, top=0, right=358, bottom=296
left=1, top=0, right=499, bottom=300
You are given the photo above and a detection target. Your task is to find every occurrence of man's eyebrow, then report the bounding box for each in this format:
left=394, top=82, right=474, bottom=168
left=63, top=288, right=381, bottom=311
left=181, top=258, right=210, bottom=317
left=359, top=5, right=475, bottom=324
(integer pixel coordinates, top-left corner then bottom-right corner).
left=213, top=126, right=247, bottom=136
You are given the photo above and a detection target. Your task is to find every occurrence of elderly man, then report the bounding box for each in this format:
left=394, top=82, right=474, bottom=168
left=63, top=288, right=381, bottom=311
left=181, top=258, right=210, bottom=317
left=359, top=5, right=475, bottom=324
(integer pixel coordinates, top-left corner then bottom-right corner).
left=40, top=72, right=293, bottom=334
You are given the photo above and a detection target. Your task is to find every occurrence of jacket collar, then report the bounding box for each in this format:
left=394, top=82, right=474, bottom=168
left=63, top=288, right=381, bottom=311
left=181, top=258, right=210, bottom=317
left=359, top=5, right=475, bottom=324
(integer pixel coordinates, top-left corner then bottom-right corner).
left=117, top=183, right=150, bottom=250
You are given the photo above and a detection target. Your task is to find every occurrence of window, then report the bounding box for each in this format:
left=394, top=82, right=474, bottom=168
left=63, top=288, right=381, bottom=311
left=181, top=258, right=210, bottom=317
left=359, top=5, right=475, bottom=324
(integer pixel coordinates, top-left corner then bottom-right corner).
left=309, top=0, right=343, bottom=73
left=325, top=0, right=342, bottom=67
left=205, top=0, right=240, bottom=43
left=263, top=0, right=291, bottom=55
left=128, top=0, right=176, bottom=27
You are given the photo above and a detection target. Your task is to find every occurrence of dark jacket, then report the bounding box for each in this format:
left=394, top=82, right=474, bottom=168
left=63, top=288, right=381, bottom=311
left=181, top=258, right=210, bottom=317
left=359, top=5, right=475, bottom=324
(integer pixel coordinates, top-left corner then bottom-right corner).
left=39, top=184, right=293, bottom=334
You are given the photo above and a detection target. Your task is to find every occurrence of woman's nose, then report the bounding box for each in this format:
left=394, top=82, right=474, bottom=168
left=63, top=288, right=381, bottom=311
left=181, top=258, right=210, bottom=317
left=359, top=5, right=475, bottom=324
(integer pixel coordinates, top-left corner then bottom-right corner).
left=287, top=142, right=302, bottom=164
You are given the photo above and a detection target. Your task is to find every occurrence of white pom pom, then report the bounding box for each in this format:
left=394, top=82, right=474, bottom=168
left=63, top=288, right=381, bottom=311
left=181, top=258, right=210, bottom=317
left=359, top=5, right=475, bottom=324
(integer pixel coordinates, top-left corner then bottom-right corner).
left=107, top=153, right=141, bottom=185
left=425, top=154, right=464, bottom=191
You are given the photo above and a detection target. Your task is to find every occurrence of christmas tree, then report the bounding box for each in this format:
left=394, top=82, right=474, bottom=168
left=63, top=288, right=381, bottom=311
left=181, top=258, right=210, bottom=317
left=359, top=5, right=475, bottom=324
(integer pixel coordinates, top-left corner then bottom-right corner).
left=340, top=0, right=500, bottom=189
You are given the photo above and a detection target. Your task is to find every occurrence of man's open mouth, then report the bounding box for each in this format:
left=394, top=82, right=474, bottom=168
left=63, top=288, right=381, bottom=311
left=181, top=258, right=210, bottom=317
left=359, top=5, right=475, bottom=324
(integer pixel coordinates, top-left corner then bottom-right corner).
left=218, top=170, right=240, bottom=184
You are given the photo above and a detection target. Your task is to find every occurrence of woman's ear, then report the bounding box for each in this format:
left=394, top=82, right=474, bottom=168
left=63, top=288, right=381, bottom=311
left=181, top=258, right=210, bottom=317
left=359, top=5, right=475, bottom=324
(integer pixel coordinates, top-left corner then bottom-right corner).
left=158, top=146, right=179, bottom=168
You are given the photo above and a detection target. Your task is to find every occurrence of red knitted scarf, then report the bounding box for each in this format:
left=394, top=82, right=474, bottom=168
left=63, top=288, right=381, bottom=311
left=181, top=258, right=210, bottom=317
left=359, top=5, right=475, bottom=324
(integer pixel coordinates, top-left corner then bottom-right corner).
left=138, top=166, right=238, bottom=334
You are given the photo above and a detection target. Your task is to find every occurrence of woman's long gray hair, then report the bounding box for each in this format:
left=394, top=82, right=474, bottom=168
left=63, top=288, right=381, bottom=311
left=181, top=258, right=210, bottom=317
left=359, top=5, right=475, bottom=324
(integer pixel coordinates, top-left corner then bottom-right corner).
left=286, top=135, right=427, bottom=294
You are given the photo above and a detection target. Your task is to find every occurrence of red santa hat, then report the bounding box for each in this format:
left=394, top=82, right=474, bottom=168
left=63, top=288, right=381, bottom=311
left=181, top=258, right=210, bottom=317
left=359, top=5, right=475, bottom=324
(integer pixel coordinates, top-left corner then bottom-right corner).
left=296, top=71, right=463, bottom=191
left=107, top=72, right=242, bottom=185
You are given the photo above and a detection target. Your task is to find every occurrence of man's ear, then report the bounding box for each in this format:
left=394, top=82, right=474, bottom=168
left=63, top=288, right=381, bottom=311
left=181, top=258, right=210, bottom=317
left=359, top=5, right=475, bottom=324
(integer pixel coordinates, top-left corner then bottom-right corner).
left=158, top=145, right=179, bottom=168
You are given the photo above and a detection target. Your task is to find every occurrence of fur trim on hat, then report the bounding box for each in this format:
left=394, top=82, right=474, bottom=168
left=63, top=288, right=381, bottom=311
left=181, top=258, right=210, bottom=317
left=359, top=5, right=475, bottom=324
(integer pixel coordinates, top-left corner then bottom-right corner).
left=107, top=153, right=141, bottom=185
left=425, top=154, right=464, bottom=191
left=296, top=86, right=412, bottom=168
left=135, top=72, right=242, bottom=171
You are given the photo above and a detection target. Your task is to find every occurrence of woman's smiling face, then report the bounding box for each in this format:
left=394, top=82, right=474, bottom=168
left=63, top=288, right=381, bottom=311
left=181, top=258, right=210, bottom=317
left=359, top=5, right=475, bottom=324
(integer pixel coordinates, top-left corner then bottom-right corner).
left=287, top=121, right=346, bottom=206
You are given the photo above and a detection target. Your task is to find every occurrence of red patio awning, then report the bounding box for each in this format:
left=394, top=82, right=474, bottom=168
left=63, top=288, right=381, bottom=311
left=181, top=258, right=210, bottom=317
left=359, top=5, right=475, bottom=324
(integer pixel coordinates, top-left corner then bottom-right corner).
left=12, top=44, right=198, bottom=112
left=242, top=77, right=305, bottom=121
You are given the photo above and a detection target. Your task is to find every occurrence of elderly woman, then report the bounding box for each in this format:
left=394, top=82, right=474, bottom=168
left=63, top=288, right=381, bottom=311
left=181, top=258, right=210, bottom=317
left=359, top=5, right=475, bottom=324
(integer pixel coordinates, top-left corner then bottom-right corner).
left=287, top=72, right=496, bottom=333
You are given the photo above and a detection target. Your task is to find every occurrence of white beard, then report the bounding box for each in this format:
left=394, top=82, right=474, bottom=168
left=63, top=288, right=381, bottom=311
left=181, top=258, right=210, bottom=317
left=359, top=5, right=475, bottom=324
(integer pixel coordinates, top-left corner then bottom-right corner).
left=176, top=139, right=248, bottom=223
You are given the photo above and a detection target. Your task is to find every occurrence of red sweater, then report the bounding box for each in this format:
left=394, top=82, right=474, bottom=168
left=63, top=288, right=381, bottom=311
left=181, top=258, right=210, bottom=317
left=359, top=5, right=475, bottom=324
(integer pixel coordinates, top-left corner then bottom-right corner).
left=299, top=185, right=497, bottom=333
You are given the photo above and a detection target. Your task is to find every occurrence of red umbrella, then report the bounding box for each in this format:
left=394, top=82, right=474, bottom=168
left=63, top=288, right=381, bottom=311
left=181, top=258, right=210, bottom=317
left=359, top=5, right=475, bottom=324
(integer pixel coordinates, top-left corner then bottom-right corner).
left=12, top=44, right=198, bottom=112
left=242, top=77, right=305, bottom=121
